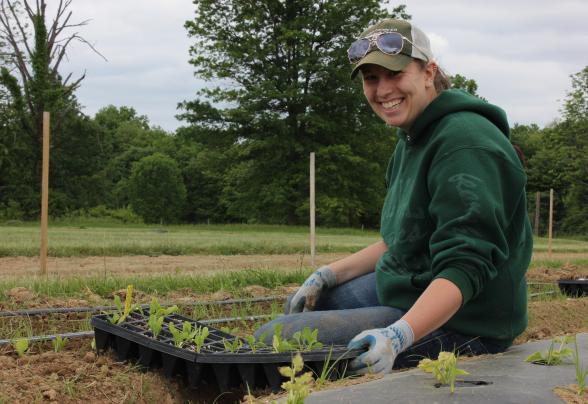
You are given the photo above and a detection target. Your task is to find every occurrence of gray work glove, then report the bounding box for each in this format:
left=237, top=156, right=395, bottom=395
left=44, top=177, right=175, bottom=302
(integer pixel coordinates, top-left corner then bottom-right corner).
left=287, top=265, right=337, bottom=314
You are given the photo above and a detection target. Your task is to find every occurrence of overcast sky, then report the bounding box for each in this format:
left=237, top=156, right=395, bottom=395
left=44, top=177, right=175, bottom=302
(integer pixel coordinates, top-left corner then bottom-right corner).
left=50, top=0, right=588, bottom=132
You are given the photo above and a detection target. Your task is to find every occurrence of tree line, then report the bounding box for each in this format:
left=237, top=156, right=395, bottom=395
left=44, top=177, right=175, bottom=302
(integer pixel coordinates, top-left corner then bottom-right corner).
left=1, top=0, right=587, bottom=235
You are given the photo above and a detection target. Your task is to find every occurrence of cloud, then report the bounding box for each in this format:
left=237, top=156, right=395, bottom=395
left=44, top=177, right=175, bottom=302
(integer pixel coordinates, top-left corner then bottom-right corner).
left=35, top=0, right=588, bottom=130
left=400, top=0, right=587, bottom=126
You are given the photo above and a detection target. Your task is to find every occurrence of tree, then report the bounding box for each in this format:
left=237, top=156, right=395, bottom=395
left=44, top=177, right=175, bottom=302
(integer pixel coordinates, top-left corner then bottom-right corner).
left=0, top=0, right=104, bottom=217
left=181, top=0, right=407, bottom=226
left=557, top=67, right=588, bottom=234
left=128, top=153, right=187, bottom=224
left=451, top=73, right=486, bottom=101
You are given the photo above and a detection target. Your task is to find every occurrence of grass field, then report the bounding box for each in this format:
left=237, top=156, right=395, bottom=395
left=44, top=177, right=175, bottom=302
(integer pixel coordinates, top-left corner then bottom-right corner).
left=0, top=222, right=379, bottom=257
left=1, top=220, right=588, bottom=257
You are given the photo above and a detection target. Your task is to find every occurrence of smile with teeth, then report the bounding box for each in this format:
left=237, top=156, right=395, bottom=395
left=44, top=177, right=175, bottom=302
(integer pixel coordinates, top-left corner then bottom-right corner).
left=381, top=99, right=403, bottom=109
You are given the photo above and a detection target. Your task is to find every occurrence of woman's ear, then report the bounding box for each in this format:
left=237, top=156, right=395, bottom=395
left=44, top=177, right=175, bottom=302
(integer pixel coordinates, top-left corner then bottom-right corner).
left=425, top=62, right=438, bottom=88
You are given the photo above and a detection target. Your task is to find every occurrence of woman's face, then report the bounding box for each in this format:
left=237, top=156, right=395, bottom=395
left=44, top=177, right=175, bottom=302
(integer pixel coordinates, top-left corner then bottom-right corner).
left=361, top=61, right=437, bottom=132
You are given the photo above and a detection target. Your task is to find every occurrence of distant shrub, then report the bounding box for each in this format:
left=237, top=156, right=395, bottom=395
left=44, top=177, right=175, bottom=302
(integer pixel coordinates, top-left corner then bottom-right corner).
left=0, top=200, right=24, bottom=222
left=64, top=205, right=142, bottom=224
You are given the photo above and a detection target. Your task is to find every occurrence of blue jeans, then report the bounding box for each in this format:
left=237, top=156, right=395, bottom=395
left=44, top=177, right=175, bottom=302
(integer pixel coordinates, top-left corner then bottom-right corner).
left=254, top=272, right=505, bottom=368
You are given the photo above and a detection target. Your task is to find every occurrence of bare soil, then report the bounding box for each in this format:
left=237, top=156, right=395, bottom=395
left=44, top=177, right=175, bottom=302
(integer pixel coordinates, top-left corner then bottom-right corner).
left=0, top=254, right=587, bottom=403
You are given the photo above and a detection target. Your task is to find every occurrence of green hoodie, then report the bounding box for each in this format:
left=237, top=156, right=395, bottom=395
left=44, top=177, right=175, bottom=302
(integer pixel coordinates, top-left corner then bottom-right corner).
left=376, top=89, right=533, bottom=349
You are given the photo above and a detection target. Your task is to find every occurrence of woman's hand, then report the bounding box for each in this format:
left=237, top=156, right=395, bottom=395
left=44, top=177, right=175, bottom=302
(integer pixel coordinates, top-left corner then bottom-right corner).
left=286, top=266, right=337, bottom=313
left=347, top=319, right=414, bottom=375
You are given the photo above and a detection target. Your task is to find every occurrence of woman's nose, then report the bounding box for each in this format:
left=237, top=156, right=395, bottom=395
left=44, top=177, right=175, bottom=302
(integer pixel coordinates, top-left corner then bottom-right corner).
left=376, top=79, right=393, bottom=99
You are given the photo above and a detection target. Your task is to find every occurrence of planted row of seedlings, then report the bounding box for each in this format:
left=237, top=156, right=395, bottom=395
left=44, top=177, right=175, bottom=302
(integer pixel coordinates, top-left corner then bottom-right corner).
left=92, top=286, right=362, bottom=392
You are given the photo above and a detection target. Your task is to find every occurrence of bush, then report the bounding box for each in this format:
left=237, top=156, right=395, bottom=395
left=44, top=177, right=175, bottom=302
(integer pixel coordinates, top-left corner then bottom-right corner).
left=128, top=153, right=187, bottom=224
left=0, top=200, right=24, bottom=222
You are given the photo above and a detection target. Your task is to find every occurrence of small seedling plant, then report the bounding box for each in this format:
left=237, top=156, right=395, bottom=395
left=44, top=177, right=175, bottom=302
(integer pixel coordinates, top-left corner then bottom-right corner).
left=168, top=321, right=198, bottom=348
left=223, top=337, right=243, bottom=353
left=52, top=335, right=68, bottom=352
left=525, top=335, right=574, bottom=365
left=279, top=353, right=313, bottom=404
left=243, top=332, right=268, bottom=353
left=573, top=337, right=588, bottom=396
left=104, top=285, right=142, bottom=325
left=192, top=326, right=209, bottom=353
left=272, top=324, right=295, bottom=353
left=12, top=338, right=29, bottom=357
left=418, top=351, right=469, bottom=393
left=292, top=327, right=323, bottom=352
left=147, top=298, right=178, bottom=339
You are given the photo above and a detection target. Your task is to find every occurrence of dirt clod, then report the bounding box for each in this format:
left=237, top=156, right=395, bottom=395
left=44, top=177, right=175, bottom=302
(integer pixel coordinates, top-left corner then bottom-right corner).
left=42, top=389, right=58, bottom=400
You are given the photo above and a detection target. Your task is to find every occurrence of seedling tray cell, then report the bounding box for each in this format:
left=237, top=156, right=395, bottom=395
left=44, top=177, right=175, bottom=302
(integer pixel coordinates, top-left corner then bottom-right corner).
left=91, top=309, right=362, bottom=392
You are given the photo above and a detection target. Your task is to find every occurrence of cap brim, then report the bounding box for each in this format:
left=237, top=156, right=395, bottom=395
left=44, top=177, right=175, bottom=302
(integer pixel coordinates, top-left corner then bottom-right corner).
left=350, top=51, right=413, bottom=79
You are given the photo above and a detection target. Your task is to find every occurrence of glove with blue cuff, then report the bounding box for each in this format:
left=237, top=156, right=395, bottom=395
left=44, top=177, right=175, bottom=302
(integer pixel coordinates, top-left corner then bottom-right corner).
left=347, top=319, right=414, bottom=375
left=287, top=266, right=337, bottom=314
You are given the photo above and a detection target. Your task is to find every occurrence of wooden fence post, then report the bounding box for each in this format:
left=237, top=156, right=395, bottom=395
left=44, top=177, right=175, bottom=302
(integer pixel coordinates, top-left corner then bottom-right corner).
left=309, top=152, right=316, bottom=267
left=534, top=191, right=540, bottom=236
left=548, top=188, right=554, bottom=258
left=40, top=112, right=50, bottom=275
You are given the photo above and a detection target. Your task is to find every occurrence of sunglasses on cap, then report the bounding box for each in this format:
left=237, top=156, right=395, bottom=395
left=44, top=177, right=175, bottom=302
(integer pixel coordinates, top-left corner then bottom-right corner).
left=347, top=29, right=429, bottom=64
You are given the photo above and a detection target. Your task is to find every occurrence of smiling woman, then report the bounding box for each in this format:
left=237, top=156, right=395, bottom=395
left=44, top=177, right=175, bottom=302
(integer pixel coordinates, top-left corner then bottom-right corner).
left=255, top=17, right=534, bottom=376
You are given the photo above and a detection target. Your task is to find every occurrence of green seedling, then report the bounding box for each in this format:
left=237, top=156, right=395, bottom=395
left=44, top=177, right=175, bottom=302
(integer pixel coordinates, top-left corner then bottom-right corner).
left=192, top=326, right=209, bottom=353
left=525, top=335, right=574, bottom=365
left=573, top=337, right=588, bottom=396
left=418, top=351, right=469, bottom=393
left=104, top=285, right=142, bottom=324
left=244, top=335, right=257, bottom=353
left=168, top=321, right=197, bottom=348
left=12, top=338, right=29, bottom=357
left=292, top=327, right=323, bottom=351
left=220, top=326, right=240, bottom=335
left=272, top=324, right=294, bottom=353
left=279, top=353, right=313, bottom=404
left=147, top=298, right=178, bottom=339
left=243, top=331, right=268, bottom=353
left=52, top=335, right=68, bottom=352
left=222, top=337, right=243, bottom=353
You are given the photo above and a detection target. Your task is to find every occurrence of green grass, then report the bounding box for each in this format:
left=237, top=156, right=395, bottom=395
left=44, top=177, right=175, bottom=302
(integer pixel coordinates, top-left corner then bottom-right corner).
left=3, top=221, right=588, bottom=258
left=0, top=222, right=379, bottom=257
left=533, top=237, right=588, bottom=253
left=0, top=268, right=309, bottom=299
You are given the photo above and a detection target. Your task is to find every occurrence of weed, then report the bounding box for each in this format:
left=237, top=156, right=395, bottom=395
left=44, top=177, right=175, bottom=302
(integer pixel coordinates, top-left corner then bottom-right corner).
left=12, top=338, right=29, bottom=357
left=279, top=353, right=313, bottom=404
left=62, top=375, right=79, bottom=398
left=573, top=336, right=588, bottom=395
left=52, top=335, right=68, bottom=352
left=418, top=351, right=469, bottom=393
left=525, top=335, right=574, bottom=365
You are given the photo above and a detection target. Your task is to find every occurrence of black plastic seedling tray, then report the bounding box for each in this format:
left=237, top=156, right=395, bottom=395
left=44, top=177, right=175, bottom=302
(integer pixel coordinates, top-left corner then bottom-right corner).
left=558, top=278, right=588, bottom=297
left=91, top=310, right=361, bottom=392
